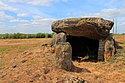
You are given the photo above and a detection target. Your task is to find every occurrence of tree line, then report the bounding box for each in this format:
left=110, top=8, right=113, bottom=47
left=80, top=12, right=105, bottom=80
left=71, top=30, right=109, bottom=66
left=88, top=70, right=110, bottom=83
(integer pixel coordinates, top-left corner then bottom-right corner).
left=0, top=33, right=54, bottom=39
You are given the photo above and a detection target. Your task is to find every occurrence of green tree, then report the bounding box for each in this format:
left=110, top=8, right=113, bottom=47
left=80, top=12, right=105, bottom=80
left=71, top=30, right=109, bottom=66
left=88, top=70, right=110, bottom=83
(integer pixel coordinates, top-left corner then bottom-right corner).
left=36, top=32, right=45, bottom=38
left=45, top=33, right=48, bottom=38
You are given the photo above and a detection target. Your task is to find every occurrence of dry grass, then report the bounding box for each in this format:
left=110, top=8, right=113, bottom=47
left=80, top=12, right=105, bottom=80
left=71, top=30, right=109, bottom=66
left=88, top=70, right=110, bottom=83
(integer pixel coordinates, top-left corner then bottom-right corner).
left=0, top=35, right=125, bottom=83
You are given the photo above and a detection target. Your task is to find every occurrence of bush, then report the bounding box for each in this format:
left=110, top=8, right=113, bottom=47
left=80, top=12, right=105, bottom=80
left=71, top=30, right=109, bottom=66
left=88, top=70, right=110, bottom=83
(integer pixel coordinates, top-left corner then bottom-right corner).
left=0, top=32, right=53, bottom=39
left=45, top=33, right=48, bottom=38
left=36, top=33, right=45, bottom=38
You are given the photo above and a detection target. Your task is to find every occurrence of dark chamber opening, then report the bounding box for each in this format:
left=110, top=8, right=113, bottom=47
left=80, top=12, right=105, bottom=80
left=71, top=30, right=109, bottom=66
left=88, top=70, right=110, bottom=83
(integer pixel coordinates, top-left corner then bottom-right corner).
left=67, top=36, right=99, bottom=61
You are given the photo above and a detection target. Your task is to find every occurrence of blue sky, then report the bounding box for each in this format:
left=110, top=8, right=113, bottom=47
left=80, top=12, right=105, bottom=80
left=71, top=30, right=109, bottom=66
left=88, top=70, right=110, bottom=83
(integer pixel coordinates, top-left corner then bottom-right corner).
left=0, top=0, right=125, bottom=34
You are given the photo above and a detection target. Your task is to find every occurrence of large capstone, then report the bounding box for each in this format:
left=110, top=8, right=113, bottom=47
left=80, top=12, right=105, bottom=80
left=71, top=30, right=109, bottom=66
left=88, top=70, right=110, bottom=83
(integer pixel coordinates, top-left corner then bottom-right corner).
left=52, top=17, right=114, bottom=40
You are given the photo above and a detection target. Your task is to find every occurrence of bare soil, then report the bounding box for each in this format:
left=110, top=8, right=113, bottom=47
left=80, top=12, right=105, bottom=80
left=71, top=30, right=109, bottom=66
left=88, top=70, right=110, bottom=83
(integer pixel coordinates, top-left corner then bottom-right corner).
left=0, top=35, right=125, bottom=83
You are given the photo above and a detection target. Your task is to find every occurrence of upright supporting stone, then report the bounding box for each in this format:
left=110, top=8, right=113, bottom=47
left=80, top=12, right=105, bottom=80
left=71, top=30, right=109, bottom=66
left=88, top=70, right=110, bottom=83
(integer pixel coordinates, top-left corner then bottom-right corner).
left=104, top=35, right=117, bottom=61
left=55, top=42, right=72, bottom=71
left=51, top=32, right=66, bottom=47
left=98, top=40, right=104, bottom=61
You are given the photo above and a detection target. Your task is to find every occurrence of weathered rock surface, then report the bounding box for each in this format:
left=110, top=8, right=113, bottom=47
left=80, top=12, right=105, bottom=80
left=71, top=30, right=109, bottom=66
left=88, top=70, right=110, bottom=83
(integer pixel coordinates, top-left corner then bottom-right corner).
left=52, top=17, right=114, bottom=40
left=51, top=32, right=66, bottom=47
left=104, top=34, right=116, bottom=61
left=55, top=42, right=72, bottom=71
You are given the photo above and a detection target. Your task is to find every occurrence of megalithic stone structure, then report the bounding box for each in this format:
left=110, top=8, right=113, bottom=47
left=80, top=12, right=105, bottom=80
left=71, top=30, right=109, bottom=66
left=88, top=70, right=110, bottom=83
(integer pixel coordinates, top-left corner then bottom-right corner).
left=51, top=17, right=116, bottom=70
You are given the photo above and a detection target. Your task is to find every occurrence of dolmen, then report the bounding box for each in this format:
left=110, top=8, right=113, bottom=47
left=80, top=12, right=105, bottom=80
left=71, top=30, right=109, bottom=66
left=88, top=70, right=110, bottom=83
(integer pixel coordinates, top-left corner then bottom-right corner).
left=51, top=17, right=116, bottom=70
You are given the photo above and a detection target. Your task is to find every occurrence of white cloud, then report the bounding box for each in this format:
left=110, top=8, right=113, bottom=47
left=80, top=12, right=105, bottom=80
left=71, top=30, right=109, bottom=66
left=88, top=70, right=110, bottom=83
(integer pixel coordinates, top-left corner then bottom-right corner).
left=82, top=8, right=125, bottom=19
left=112, top=1, right=125, bottom=7
left=12, top=23, right=53, bottom=33
left=21, top=17, right=56, bottom=33
left=81, top=8, right=125, bottom=34
left=0, top=11, right=13, bottom=20
left=0, top=1, right=17, bottom=11
left=61, top=0, right=69, bottom=2
left=117, top=17, right=125, bottom=26
left=97, top=8, right=125, bottom=18
left=0, top=17, right=56, bottom=33
left=0, top=21, right=3, bottom=25
left=10, top=19, right=29, bottom=23
left=0, top=12, right=5, bottom=16
left=28, top=0, right=53, bottom=6
left=123, top=2, right=125, bottom=6
left=31, top=17, right=56, bottom=25
left=32, top=16, right=43, bottom=19
left=17, top=13, right=28, bottom=17
left=7, top=0, right=69, bottom=6
left=7, top=0, right=52, bottom=6
left=8, top=0, right=54, bottom=6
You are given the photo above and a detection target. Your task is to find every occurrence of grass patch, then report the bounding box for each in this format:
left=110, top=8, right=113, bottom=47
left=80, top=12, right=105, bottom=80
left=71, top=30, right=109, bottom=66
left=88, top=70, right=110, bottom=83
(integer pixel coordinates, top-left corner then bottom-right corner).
left=0, top=46, right=31, bottom=67
left=108, top=48, right=125, bottom=63
left=115, top=47, right=125, bottom=55
left=122, top=41, right=125, bottom=44
left=122, top=59, right=125, bottom=62
left=118, top=68, right=125, bottom=73
left=0, top=55, right=5, bottom=66
left=0, top=46, right=29, bottom=53
left=0, top=47, right=7, bottom=52
left=0, top=60, right=4, bottom=67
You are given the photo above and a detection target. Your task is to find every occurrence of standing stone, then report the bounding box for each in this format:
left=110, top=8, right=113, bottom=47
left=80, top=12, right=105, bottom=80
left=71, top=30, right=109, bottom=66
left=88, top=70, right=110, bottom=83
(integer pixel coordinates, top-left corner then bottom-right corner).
left=98, top=40, right=104, bottom=61
left=55, top=42, right=72, bottom=71
left=51, top=32, right=67, bottom=53
left=51, top=32, right=66, bottom=47
left=104, top=35, right=116, bottom=61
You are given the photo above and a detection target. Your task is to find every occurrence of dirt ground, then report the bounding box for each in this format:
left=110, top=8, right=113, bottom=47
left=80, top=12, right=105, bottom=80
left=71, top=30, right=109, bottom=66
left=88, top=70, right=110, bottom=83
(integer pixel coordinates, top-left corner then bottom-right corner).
left=0, top=35, right=125, bottom=83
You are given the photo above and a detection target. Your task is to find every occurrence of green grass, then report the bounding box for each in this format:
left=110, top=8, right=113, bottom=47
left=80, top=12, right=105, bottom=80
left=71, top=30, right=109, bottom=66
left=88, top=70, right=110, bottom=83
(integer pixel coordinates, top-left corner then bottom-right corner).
left=122, top=59, right=125, bottom=62
left=0, top=47, right=7, bottom=52
left=108, top=48, right=125, bottom=63
left=0, top=55, right=5, bottom=66
left=0, top=46, right=29, bottom=52
left=122, top=41, right=125, bottom=44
